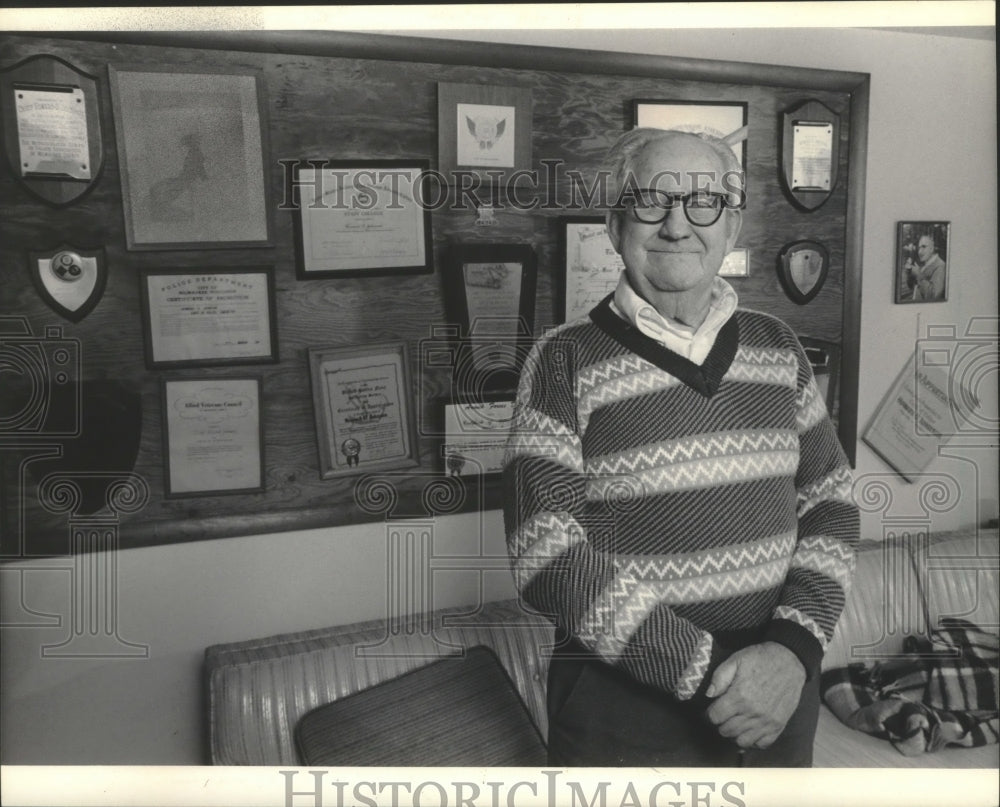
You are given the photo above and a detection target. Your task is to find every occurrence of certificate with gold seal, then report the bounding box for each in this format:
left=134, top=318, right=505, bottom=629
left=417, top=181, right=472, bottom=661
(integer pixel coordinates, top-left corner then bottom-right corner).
left=308, top=342, right=420, bottom=479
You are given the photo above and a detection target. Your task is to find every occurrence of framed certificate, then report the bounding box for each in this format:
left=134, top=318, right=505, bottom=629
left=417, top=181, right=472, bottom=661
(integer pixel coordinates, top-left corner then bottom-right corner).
left=559, top=217, right=624, bottom=323
left=442, top=394, right=515, bottom=478
left=308, top=342, right=420, bottom=479
left=632, top=99, right=748, bottom=167
left=161, top=376, right=264, bottom=497
left=443, top=243, right=536, bottom=392
left=139, top=267, right=278, bottom=369
left=863, top=352, right=954, bottom=482
left=292, top=159, right=433, bottom=278
left=108, top=66, right=272, bottom=250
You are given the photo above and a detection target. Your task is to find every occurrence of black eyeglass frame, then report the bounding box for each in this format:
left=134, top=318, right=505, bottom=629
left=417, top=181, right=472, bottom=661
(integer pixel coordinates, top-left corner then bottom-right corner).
left=621, top=189, right=733, bottom=227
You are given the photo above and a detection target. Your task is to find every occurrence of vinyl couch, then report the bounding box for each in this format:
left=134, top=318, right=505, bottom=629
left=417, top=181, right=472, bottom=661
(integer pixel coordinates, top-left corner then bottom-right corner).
left=205, top=526, right=998, bottom=767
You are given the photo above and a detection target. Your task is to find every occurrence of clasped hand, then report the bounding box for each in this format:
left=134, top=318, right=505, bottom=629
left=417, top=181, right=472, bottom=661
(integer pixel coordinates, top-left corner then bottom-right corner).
left=704, top=642, right=806, bottom=751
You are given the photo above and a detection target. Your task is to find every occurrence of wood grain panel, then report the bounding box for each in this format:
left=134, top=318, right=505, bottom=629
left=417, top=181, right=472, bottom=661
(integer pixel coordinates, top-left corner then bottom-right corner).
left=0, top=32, right=866, bottom=554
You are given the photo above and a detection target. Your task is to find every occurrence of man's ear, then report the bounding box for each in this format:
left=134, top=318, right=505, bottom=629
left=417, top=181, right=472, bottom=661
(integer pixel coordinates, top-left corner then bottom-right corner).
left=606, top=209, right=624, bottom=253
left=725, top=208, right=742, bottom=252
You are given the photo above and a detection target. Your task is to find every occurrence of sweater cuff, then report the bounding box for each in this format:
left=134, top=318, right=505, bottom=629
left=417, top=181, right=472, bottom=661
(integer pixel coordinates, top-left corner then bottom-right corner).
left=683, top=637, right=733, bottom=712
left=762, top=619, right=824, bottom=680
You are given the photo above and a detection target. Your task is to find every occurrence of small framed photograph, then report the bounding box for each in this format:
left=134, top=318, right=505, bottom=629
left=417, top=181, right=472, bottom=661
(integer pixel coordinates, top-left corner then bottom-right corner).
left=443, top=243, right=537, bottom=391
left=894, top=221, right=950, bottom=304
left=559, top=217, right=624, bottom=323
left=139, top=267, right=278, bottom=369
left=442, top=393, right=516, bottom=477
left=292, top=160, right=433, bottom=278
left=438, top=82, right=532, bottom=185
left=632, top=99, right=748, bottom=167
left=308, top=342, right=420, bottom=480
left=161, top=376, right=264, bottom=497
left=108, top=65, right=272, bottom=250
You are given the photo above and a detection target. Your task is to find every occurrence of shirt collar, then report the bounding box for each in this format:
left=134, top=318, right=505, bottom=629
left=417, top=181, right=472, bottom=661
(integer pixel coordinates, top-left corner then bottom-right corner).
left=611, top=271, right=738, bottom=364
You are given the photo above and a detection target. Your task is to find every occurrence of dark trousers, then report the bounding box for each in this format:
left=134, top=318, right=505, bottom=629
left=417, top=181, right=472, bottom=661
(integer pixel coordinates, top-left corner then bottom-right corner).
left=546, top=649, right=820, bottom=767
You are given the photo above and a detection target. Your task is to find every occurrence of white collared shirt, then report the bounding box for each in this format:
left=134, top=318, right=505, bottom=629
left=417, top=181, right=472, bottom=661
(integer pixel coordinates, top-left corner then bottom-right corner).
left=610, top=273, right=739, bottom=365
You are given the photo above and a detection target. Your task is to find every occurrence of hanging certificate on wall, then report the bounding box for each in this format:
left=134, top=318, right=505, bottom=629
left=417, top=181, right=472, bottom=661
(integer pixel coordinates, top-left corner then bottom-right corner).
left=862, top=352, right=956, bottom=482
left=292, top=160, right=433, bottom=278
left=308, top=342, right=420, bottom=479
left=162, top=376, right=265, bottom=497
left=442, top=395, right=515, bottom=477
left=443, top=242, right=537, bottom=393
left=139, top=267, right=278, bottom=368
left=559, top=217, right=624, bottom=323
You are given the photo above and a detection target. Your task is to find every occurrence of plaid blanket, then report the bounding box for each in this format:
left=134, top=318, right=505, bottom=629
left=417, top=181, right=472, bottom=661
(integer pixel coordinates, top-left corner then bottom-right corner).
left=820, top=619, right=999, bottom=755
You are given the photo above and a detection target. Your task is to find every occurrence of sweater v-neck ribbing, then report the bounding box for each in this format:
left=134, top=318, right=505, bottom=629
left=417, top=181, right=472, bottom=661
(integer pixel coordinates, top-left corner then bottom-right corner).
left=589, top=294, right=739, bottom=397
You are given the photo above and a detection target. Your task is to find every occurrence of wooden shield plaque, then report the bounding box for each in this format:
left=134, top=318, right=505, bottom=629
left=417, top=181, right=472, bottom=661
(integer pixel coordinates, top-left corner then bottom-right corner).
left=778, top=240, right=829, bottom=305
left=30, top=244, right=107, bottom=322
left=780, top=99, right=840, bottom=212
left=1, top=54, right=104, bottom=206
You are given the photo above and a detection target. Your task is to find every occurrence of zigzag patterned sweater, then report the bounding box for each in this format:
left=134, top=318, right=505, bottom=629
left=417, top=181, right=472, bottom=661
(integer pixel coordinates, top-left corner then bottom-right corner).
left=502, top=297, right=860, bottom=705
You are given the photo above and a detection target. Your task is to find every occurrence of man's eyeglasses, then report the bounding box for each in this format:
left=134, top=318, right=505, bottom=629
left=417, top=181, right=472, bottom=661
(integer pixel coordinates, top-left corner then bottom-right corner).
left=624, top=190, right=729, bottom=227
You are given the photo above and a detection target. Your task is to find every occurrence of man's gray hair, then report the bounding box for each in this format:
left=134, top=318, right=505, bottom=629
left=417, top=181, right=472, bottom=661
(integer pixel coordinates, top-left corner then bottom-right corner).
left=601, top=127, right=745, bottom=207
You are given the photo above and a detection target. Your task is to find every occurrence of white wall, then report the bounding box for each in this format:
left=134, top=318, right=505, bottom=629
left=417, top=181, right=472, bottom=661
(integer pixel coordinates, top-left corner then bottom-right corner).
left=1, top=26, right=996, bottom=765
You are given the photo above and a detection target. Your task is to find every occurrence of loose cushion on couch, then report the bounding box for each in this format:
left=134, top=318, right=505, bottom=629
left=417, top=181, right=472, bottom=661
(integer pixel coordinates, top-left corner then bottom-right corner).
left=206, top=599, right=555, bottom=765
left=294, top=646, right=547, bottom=766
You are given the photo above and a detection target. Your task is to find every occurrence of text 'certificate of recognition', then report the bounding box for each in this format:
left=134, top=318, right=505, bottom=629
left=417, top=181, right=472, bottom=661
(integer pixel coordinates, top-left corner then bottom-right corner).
left=297, top=164, right=430, bottom=275
left=143, top=269, right=276, bottom=366
left=163, top=378, right=263, bottom=496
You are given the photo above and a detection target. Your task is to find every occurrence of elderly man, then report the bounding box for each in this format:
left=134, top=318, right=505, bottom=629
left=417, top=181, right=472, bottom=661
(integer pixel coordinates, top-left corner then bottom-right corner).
left=910, top=234, right=946, bottom=301
left=503, top=128, right=859, bottom=767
